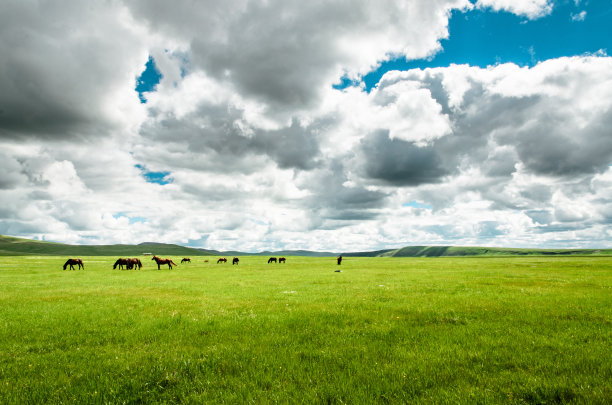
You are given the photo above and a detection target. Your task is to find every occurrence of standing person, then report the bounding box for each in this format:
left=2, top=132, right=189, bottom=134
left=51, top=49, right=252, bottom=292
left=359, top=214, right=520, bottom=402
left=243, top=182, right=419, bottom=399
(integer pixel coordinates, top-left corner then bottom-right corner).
left=337, top=255, right=342, bottom=265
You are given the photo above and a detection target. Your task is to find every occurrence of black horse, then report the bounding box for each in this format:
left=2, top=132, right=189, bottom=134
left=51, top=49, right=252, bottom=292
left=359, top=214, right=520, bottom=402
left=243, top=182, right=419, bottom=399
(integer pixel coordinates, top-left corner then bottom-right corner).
left=232, top=257, right=239, bottom=265
left=337, top=256, right=343, bottom=265
left=63, top=258, right=84, bottom=270
left=268, top=257, right=277, bottom=263
left=181, top=258, right=191, bottom=263
left=113, top=258, right=129, bottom=270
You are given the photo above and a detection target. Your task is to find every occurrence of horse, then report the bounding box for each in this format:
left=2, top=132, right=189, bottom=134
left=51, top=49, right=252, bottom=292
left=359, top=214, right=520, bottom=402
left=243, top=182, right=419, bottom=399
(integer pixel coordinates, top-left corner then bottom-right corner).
left=181, top=258, right=191, bottom=263
left=337, top=256, right=343, bottom=265
left=128, top=258, right=142, bottom=270
left=278, top=257, right=286, bottom=263
left=63, top=258, right=84, bottom=270
left=268, top=257, right=277, bottom=263
left=217, top=257, right=227, bottom=264
left=232, top=257, right=239, bottom=265
left=113, top=258, right=129, bottom=270
left=152, top=256, right=177, bottom=270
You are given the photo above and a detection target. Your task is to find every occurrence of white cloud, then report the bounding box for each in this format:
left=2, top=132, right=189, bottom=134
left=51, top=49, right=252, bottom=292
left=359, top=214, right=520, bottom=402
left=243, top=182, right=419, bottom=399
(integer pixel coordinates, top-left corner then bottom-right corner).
left=1, top=1, right=611, bottom=251
left=476, top=0, right=553, bottom=19
left=571, top=11, right=587, bottom=22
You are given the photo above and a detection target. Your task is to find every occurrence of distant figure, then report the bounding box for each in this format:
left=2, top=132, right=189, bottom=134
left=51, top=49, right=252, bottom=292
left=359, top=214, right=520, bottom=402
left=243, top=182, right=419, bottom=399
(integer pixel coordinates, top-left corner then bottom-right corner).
left=268, top=257, right=277, bottom=264
left=232, top=257, right=239, bottom=265
left=278, top=257, right=286, bottom=263
left=217, top=257, right=227, bottom=264
left=337, top=256, right=342, bottom=265
left=63, top=258, right=84, bottom=271
left=181, top=258, right=191, bottom=263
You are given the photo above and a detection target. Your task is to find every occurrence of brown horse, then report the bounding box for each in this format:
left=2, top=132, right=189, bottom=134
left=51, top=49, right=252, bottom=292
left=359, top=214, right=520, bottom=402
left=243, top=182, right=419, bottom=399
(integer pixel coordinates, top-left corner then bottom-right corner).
left=63, top=258, right=84, bottom=270
left=128, top=258, right=142, bottom=270
left=232, top=257, right=239, bottom=265
left=181, top=258, right=191, bottom=263
left=278, top=257, right=286, bottom=263
left=268, top=257, right=277, bottom=263
left=113, top=258, right=129, bottom=270
left=152, top=256, right=177, bottom=270
left=217, top=257, right=227, bottom=264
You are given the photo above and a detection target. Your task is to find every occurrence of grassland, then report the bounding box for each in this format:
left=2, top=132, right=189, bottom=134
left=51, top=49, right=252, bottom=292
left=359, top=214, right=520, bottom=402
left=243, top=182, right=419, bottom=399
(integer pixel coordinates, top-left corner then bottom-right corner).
left=0, top=256, right=610, bottom=403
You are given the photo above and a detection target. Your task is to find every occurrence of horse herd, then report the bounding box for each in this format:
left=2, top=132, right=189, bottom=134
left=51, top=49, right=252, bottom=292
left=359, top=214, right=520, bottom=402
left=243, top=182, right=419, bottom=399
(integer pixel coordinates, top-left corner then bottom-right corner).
left=61, top=255, right=310, bottom=270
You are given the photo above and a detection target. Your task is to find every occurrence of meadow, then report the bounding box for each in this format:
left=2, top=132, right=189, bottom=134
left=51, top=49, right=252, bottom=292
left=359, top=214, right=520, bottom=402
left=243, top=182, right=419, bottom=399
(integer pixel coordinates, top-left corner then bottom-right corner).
left=0, top=255, right=610, bottom=403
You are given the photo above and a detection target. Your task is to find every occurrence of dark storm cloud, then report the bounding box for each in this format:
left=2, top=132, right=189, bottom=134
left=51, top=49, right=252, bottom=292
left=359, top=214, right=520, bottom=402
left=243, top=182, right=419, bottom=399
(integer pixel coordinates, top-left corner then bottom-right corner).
left=503, top=109, right=612, bottom=177
left=360, top=130, right=448, bottom=186
left=138, top=107, right=321, bottom=172
left=252, top=119, right=321, bottom=170
left=0, top=1, right=145, bottom=140
left=298, top=160, right=389, bottom=224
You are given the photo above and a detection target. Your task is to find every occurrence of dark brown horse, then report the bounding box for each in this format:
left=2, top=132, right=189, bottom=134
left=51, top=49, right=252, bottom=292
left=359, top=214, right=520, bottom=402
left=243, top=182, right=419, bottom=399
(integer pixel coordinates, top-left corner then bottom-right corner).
left=113, top=258, right=129, bottom=270
left=181, top=258, right=191, bottom=263
left=152, top=256, right=177, bottom=270
left=278, top=257, right=286, bottom=263
left=268, top=257, right=277, bottom=263
left=128, top=258, right=142, bottom=270
left=217, top=257, right=227, bottom=264
left=232, top=257, right=239, bottom=265
left=63, top=258, right=84, bottom=270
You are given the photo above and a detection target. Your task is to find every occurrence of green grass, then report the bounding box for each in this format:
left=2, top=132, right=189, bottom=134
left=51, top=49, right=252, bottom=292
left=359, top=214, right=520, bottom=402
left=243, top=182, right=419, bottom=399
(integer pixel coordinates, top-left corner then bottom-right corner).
left=0, top=256, right=610, bottom=403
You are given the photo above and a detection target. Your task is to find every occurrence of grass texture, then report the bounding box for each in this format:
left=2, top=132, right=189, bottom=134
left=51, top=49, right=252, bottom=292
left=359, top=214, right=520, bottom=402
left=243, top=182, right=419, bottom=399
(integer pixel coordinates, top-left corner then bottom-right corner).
left=0, top=256, right=610, bottom=403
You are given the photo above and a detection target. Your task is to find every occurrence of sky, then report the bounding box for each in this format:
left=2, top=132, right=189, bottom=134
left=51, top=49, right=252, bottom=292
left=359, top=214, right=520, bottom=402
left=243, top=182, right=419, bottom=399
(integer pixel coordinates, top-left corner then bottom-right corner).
left=1, top=0, right=611, bottom=252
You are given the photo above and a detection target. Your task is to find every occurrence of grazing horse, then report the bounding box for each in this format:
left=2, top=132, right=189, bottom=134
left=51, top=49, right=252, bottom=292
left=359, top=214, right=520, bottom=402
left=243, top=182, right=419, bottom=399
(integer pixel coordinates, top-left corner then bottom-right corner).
left=128, top=258, right=142, bottom=270
left=152, top=256, right=177, bottom=270
left=113, top=258, right=129, bottom=270
left=278, top=257, right=286, bottom=263
left=181, top=258, right=191, bottom=263
left=217, top=257, right=227, bottom=264
left=268, top=257, right=277, bottom=263
left=63, top=258, right=84, bottom=271
left=232, top=257, right=239, bottom=265
left=337, top=256, right=343, bottom=265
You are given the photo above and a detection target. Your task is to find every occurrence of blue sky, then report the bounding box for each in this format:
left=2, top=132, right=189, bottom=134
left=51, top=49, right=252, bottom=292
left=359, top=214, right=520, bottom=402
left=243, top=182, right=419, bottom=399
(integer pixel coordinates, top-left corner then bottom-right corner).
left=339, top=0, right=612, bottom=90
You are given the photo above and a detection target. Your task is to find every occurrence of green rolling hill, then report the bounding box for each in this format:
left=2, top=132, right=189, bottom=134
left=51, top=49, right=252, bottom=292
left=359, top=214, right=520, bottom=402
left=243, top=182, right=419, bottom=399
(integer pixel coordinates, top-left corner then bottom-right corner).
left=0, top=234, right=610, bottom=257
left=375, top=245, right=612, bottom=257
left=0, top=235, right=213, bottom=257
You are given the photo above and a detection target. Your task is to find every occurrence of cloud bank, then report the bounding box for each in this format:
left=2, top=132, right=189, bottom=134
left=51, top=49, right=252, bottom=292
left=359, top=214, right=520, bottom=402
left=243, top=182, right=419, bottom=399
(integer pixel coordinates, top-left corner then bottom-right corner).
left=0, top=0, right=610, bottom=251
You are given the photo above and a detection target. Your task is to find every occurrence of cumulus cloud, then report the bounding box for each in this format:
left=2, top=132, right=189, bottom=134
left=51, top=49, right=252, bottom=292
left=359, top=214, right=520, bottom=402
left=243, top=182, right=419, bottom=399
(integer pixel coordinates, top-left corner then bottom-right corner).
left=476, top=0, right=553, bottom=19
left=1, top=1, right=611, bottom=250
left=0, top=1, right=148, bottom=141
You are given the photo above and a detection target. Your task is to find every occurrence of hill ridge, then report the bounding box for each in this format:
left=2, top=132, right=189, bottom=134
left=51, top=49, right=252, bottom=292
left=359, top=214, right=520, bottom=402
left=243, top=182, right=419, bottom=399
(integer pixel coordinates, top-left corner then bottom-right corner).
left=0, top=235, right=610, bottom=257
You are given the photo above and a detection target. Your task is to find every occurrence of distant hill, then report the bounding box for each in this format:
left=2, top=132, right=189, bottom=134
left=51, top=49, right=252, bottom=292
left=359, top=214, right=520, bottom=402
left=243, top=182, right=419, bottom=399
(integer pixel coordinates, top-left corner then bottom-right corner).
left=0, top=235, right=213, bottom=257
left=0, top=235, right=610, bottom=257
left=375, top=246, right=612, bottom=257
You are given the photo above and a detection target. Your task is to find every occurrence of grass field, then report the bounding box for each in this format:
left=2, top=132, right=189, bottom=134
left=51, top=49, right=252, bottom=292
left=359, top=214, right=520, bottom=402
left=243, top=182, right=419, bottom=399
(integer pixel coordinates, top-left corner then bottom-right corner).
left=0, top=256, right=610, bottom=403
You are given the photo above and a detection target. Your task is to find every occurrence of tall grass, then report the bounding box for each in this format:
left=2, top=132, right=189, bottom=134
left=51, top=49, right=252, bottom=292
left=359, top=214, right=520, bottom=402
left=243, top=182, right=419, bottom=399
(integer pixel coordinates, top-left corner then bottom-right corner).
left=0, top=256, right=610, bottom=403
